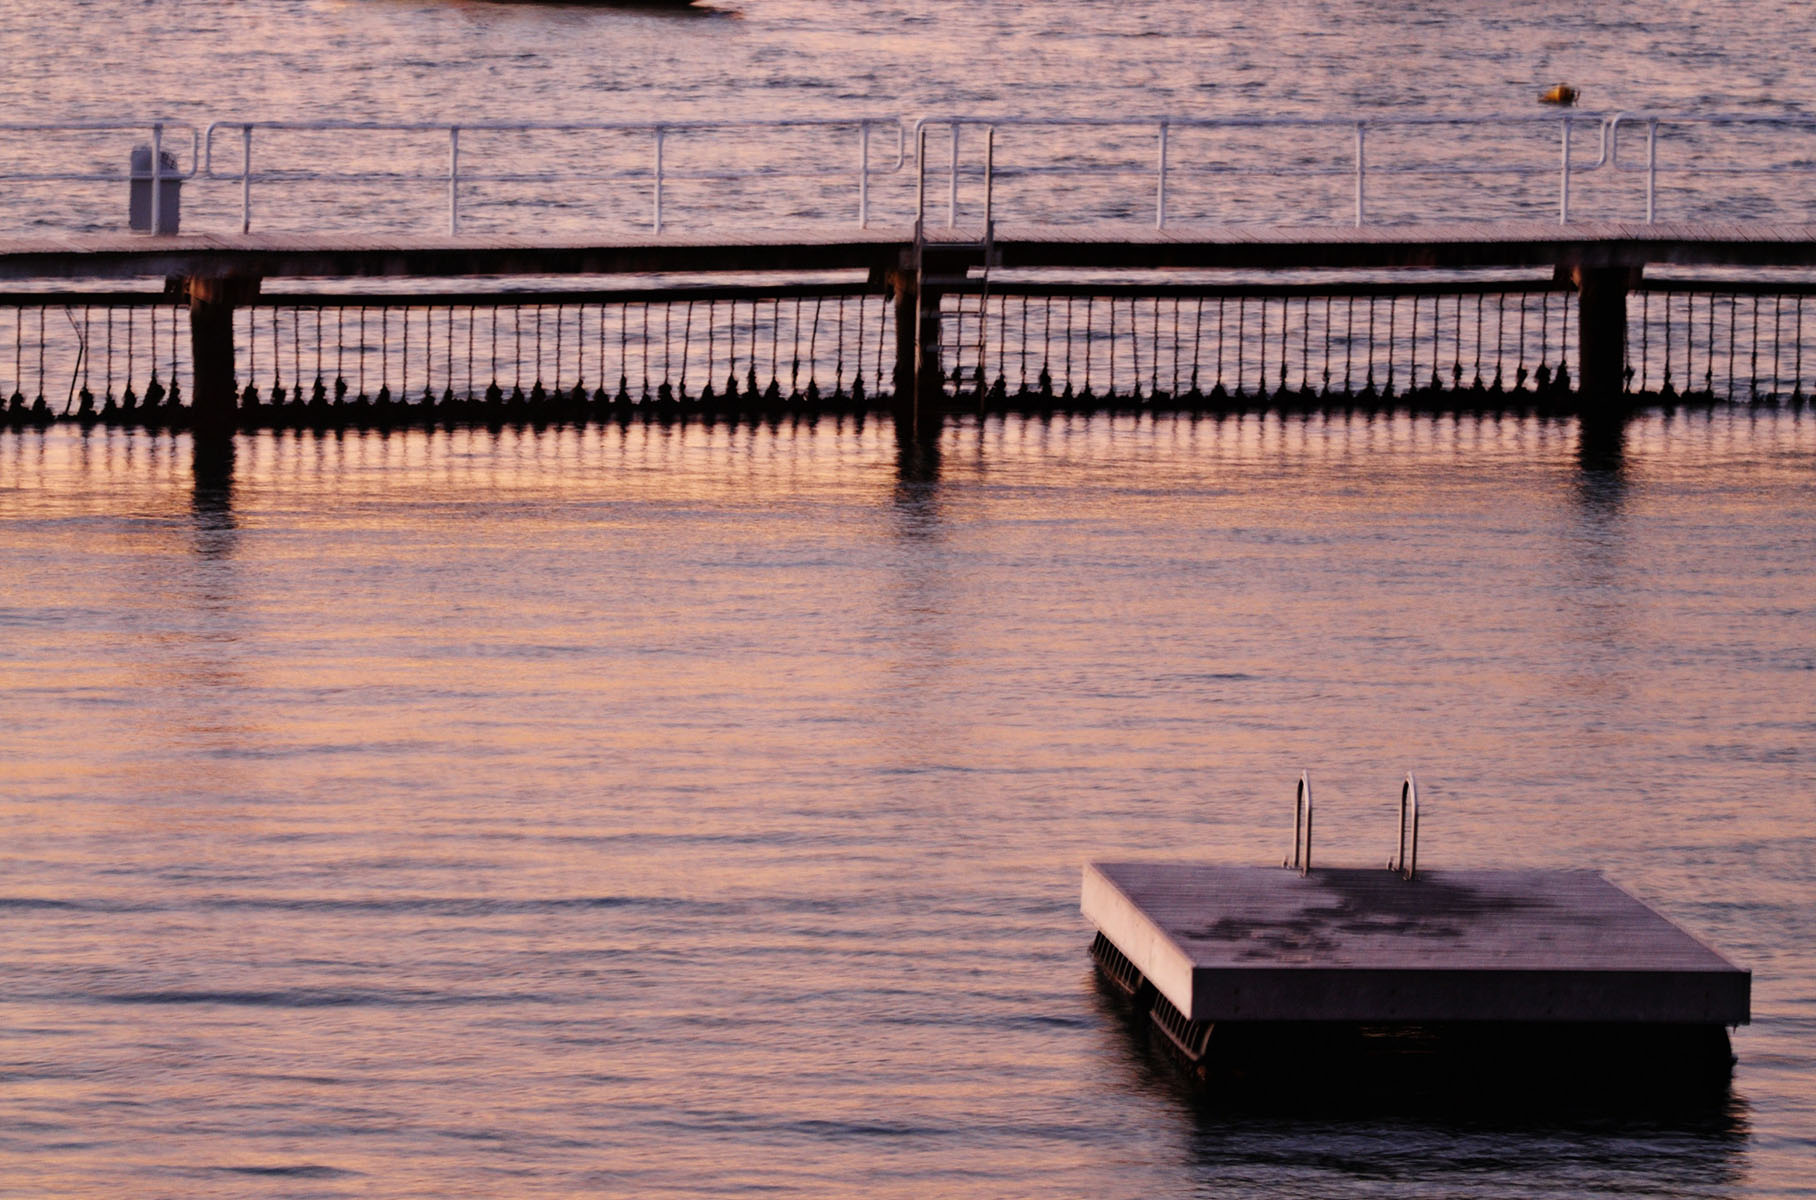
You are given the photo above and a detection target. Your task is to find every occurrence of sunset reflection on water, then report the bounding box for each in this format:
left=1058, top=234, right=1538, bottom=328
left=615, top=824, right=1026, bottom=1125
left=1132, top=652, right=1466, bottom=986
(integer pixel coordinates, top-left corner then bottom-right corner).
left=2, top=411, right=1812, bottom=1195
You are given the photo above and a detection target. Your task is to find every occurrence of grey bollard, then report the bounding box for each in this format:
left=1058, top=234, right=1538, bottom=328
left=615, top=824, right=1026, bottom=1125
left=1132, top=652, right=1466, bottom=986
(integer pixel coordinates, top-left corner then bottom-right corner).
left=129, top=144, right=181, bottom=234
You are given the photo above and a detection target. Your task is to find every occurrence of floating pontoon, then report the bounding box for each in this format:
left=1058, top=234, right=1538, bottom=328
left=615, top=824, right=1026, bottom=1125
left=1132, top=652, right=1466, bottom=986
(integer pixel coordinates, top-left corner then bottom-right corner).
left=1084, top=774, right=1750, bottom=1093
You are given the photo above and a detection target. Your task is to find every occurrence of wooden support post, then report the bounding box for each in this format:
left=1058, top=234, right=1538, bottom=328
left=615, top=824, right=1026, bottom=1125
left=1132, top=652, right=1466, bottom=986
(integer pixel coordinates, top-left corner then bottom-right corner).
left=890, top=265, right=943, bottom=439
left=915, top=279, right=944, bottom=433
left=1573, top=266, right=1634, bottom=405
left=890, top=267, right=917, bottom=431
left=186, top=275, right=260, bottom=433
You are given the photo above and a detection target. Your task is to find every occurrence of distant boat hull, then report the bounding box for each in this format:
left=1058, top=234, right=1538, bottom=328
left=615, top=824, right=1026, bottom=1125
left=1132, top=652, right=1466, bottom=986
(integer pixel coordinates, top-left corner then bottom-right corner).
left=474, top=0, right=707, bottom=10
left=485, top=1, right=705, bottom=7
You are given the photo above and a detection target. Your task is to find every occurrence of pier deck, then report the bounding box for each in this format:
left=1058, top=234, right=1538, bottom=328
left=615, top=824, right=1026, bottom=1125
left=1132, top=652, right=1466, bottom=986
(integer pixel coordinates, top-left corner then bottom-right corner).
left=5, top=220, right=1816, bottom=280
left=1082, top=863, right=1750, bottom=1025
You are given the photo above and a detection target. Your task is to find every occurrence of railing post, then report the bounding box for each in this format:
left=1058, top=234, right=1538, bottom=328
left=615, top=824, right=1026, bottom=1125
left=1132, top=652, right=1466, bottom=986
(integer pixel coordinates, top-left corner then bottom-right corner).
left=1573, top=265, right=1634, bottom=405
left=448, top=126, right=461, bottom=236
left=1559, top=115, right=1572, bottom=225
left=186, top=275, right=260, bottom=433
left=653, top=127, right=665, bottom=233
left=1645, top=119, right=1658, bottom=223
left=947, top=123, right=960, bottom=230
left=1155, top=120, right=1169, bottom=229
left=1354, top=121, right=1366, bottom=226
left=1395, top=773, right=1419, bottom=881
left=983, top=126, right=995, bottom=235
left=150, top=122, right=164, bottom=237
left=239, top=124, right=254, bottom=234
left=915, top=124, right=927, bottom=231
left=240, top=124, right=253, bottom=234
left=1287, top=771, right=1313, bottom=876
left=858, top=122, right=870, bottom=229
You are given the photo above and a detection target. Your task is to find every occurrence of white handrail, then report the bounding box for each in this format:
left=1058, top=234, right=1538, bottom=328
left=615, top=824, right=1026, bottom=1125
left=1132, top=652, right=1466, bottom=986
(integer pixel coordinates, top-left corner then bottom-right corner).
left=447, top=127, right=459, bottom=237
left=1393, top=772, right=1420, bottom=881
left=1354, top=122, right=1366, bottom=227
left=15, top=110, right=1816, bottom=235
left=1607, top=113, right=1816, bottom=224
left=913, top=113, right=1613, bottom=230
left=1286, top=771, right=1313, bottom=876
left=201, top=117, right=908, bottom=234
left=0, top=120, right=201, bottom=183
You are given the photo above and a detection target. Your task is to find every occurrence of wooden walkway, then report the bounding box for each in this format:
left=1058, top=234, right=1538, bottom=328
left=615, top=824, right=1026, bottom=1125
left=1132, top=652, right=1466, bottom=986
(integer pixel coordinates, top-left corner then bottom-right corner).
left=4, top=221, right=1816, bottom=281
left=5, top=221, right=1814, bottom=430
left=1082, top=862, right=1750, bottom=1025
left=0, top=230, right=908, bottom=282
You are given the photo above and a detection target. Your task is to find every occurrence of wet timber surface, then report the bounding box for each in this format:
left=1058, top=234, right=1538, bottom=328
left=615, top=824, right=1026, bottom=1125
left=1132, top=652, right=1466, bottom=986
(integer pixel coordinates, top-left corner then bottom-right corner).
left=6, top=222, right=1816, bottom=280
left=1083, top=863, right=1750, bottom=1024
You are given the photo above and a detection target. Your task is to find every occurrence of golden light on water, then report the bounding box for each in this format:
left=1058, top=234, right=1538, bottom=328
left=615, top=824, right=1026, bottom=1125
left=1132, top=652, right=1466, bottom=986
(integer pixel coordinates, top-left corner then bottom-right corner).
left=5, top=0, right=1816, bottom=1190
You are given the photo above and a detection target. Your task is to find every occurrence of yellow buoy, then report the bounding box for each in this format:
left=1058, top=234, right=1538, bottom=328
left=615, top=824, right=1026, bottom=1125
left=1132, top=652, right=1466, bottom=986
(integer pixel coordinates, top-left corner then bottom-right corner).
left=1540, top=84, right=1580, bottom=106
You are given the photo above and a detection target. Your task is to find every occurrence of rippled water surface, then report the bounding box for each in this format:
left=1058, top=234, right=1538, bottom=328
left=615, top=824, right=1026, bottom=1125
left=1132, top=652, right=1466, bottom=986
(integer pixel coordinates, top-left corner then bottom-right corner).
left=3, top=411, right=1814, bottom=1197
left=7, top=0, right=1816, bottom=232
left=5, top=2, right=1816, bottom=1196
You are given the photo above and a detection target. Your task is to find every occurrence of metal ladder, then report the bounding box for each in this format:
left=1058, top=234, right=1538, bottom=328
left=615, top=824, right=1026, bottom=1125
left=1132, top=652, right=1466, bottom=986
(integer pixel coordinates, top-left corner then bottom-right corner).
left=1283, top=770, right=1420, bottom=880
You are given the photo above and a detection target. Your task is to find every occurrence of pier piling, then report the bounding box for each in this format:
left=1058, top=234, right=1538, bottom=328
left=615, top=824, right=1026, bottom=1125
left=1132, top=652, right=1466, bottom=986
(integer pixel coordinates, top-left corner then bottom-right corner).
left=186, top=275, right=259, bottom=431
left=913, top=279, right=945, bottom=437
left=1573, top=265, right=1635, bottom=405
left=890, top=267, right=920, bottom=434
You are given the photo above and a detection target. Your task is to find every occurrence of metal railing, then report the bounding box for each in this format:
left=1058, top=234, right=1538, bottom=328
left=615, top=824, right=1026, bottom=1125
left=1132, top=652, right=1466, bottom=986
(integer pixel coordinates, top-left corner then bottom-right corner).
left=912, top=113, right=1613, bottom=229
left=1393, top=772, right=1420, bottom=881
left=9, top=273, right=1816, bottom=429
left=200, top=118, right=907, bottom=234
left=0, top=284, right=895, bottom=426
left=1609, top=113, right=1816, bottom=223
left=0, top=120, right=199, bottom=234
left=11, top=111, right=1816, bottom=236
left=941, top=281, right=1583, bottom=404
left=1287, top=771, right=1314, bottom=875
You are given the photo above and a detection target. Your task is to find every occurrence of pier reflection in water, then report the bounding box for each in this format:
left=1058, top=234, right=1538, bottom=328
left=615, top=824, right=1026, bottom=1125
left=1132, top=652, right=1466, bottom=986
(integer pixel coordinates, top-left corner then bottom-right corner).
left=1, top=410, right=1811, bottom=1197
left=190, top=434, right=237, bottom=551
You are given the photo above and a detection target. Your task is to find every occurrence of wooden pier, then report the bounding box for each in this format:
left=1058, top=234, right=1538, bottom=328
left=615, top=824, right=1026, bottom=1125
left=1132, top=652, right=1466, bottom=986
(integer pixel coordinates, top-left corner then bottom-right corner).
left=4, top=221, right=1816, bottom=435
left=1082, top=860, right=1750, bottom=1091
left=6, top=221, right=1816, bottom=281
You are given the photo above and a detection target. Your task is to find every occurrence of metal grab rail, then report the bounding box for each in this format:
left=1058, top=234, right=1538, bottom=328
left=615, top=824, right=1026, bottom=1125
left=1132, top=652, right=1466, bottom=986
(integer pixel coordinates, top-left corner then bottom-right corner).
left=201, top=117, right=908, bottom=235
left=27, top=109, right=1816, bottom=236
left=0, top=120, right=202, bottom=182
left=913, top=113, right=1612, bottom=231
left=1608, top=113, right=1816, bottom=224
left=0, top=120, right=200, bottom=237
left=1392, top=772, right=1420, bottom=881
left=1285, top=771, right=1313, bottom=876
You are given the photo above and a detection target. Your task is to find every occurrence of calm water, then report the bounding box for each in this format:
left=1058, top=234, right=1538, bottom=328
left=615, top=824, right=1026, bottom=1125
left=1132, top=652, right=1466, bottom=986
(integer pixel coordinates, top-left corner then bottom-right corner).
left=7, top=0, right=1816, bottom=232
left=3, top=411, right=1815, bottom=1197
left=5, top=1, right=1816, bottom=1196
left=11, top=0, right=1811, bottom=126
